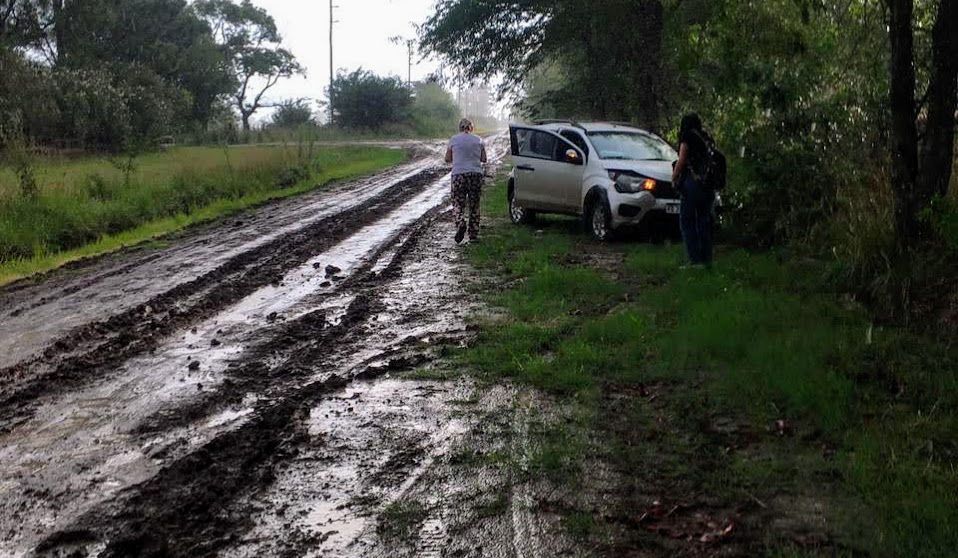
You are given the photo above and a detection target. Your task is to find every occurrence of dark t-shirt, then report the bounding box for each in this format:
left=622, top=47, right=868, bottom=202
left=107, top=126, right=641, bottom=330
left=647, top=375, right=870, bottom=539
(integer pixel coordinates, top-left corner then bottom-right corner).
left=680, top=129, right=711, bottom=179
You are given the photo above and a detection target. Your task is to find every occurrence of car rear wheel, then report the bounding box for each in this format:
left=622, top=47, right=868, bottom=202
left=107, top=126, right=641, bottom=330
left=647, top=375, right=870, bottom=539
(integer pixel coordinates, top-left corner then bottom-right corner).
left=589, top=198, right=614, bottom=242
left=509, top=189, right=535, bottom=225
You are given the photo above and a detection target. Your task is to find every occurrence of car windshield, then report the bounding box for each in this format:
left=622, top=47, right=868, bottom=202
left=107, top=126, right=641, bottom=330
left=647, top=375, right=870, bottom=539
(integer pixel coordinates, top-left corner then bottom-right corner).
left=587, top=132, right=677, bottom=162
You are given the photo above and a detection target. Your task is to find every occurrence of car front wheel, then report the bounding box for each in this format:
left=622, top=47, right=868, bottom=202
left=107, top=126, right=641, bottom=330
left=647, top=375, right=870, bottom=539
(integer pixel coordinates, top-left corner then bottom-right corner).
left=509, top=189, right=535, bottom=225
left=589, top=197, right=614, bottom=242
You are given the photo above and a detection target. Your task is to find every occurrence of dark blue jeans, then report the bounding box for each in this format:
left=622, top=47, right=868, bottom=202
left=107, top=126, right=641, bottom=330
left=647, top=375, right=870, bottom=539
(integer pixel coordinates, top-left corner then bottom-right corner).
left=679, top=174, right=715, bottom=265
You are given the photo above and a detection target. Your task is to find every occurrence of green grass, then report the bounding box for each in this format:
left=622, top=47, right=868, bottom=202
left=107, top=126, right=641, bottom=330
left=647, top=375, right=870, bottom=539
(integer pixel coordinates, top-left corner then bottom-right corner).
left=377, top=500, right=430, bottom=541
left=0, top=144, right=405, bottom=284
left=475, top=491, right=510, bottom=519
left=457, top=176, right=958, bottom=556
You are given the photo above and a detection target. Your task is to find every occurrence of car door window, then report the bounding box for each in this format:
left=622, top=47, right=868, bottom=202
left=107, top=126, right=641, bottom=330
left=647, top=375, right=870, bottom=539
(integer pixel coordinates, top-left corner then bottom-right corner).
left=560, top=130, right=589, bottom=159
left=516, top=130, right=559, bottom=160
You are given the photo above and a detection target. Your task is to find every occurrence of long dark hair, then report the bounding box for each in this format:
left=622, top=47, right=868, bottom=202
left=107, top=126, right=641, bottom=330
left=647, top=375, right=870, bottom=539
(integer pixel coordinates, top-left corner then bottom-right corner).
left=679, top=112, right=703, bottom=145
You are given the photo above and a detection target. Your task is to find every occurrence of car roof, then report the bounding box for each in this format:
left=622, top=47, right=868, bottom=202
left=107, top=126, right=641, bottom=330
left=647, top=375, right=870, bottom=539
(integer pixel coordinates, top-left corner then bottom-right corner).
left=529, top=121, right=657, bottom=136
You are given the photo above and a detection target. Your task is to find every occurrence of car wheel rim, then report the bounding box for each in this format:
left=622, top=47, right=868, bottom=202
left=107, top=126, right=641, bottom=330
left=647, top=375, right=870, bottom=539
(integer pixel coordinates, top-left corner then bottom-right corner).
left=592, top=204, right=608, bottom=239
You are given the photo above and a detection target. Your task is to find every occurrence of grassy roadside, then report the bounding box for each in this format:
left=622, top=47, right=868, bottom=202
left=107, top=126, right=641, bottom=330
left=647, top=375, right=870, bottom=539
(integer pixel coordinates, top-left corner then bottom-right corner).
left=0, top=145, right=406, bottom=285
left=456, top=176, right=958, bottom=556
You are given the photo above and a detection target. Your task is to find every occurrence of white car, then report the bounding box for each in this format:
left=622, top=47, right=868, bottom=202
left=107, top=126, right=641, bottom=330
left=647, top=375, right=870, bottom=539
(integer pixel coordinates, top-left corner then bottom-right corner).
left=508, top=121, right=681, bottom=241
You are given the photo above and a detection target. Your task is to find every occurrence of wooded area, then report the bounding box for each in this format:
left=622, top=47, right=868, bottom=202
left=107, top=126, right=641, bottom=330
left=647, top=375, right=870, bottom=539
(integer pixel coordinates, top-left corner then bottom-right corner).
left=1, top=0, right=956, bottom=325
left=422, top=0, right=958, bottom=325
left=0, top=0, right=298, bottom=149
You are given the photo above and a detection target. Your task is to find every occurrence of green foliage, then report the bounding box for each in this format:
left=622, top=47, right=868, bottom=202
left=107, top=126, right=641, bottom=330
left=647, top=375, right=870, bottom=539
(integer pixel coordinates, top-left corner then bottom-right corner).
left=410, top=82, right=459, bottom=136
left=669, top=0, right=888, bottom=247
left=377, top=500, right=429, bottom=541
left=1, top=0, right=235, bottom=148
left=270, top=99, right=314, bottom=127
left=922, top=197, right=958, bottom=254
left=420, top=0, right=664, bottom=126
left=195, top=0, right=303, bottom=130
left=15, top=160, right=38, bottom=200
left=2, top=0, right=303, bottom=146
left=329, top=69, right=413, bottom=131
left=56, top=0, right=231, bottom=125
left=0, top=0, right=46, bottom=47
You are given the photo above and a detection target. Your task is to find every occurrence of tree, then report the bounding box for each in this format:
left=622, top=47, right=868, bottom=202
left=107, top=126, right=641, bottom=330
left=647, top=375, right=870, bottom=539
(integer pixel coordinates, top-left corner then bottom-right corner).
left=271, top=98, right=314, bottom=127
left=410, top=82, right=459, bottom=136
left=886, top=0, right=958, bottom=245
left=419, top=0, right=664, bottom=128
left=0, top=0, right=237, bottom=148
left=53, top=0, right=232, bottom=125
left=0, top=0, right=44, bottom=48
left=196, top=0, right=303, bottom=130
left=328, top=69, right=412, bottom=130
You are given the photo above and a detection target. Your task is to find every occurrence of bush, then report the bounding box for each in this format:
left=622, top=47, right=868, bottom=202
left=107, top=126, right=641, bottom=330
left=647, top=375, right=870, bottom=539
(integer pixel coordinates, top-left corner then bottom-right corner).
left=271, top=99, right=315, bottom=127
left=329, top=69, right=413, bottom=130
left=923, top=197, right=958, bottom=255
left=274, top=164, right=310, bottom=189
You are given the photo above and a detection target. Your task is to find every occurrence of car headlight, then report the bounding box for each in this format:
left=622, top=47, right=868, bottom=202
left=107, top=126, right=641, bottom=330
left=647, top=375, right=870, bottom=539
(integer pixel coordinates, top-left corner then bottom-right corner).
left=608, top=170, right=656, bottom=194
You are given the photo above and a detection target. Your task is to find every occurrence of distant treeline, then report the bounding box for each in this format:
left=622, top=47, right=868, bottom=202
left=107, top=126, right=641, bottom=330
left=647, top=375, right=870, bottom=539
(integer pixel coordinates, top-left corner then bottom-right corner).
left=0, top=0, right=300, bottom=151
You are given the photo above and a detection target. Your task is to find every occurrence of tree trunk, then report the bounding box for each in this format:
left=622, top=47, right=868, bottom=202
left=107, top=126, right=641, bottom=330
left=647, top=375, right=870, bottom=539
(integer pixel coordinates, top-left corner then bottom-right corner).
left=633, top=0, right=663, bottom=131
left=917, top=0, right=958, bottom=201
left=886, top=0, right=920, bottom=244
left=52, top=0, right=65, bottom=64
left=241, top=111, right=252, bottom=131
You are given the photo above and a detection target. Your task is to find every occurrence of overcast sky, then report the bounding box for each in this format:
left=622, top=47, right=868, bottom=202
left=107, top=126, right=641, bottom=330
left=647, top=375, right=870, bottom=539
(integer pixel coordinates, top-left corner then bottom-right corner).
left=250, top=0, right=443, bottom=118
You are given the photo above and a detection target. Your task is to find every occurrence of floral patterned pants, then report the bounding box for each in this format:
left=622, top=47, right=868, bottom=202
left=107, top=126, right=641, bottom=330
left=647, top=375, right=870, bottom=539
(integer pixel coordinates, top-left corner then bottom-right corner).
left=452, top=173, right=483, bottom=240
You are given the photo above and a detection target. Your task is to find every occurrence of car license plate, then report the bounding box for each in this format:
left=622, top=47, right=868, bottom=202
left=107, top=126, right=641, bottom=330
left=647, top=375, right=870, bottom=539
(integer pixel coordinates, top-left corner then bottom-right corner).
left=666, top=204, right=680, bottom=215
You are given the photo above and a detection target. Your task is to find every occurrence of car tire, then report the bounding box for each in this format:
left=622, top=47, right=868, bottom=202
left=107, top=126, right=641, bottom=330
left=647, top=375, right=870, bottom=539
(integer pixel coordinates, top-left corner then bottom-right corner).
left=588, top=196, right=615, bottom=242
left=508, top=187, right=535, bottom=225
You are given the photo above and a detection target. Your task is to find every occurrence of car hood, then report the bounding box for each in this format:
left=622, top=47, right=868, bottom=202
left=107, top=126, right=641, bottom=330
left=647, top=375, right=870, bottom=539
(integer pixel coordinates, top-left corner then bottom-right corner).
left=602, top=160, right=674, bottom=183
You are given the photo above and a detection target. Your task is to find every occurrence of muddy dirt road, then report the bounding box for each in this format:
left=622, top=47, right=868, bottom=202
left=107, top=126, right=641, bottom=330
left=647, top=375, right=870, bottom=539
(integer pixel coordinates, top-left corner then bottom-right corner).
left=0, top=137, right=566, bottom=557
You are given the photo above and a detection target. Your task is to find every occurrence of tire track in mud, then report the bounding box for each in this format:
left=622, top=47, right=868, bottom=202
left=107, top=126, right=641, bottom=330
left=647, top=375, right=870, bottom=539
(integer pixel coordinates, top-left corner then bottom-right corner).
left=29, top=201, right=459, bottom=558
left=0, top=166, right=447, bottom=432
left=131, top=200, right=450, bottom=438
left=8, top=136, right=515, bottom=557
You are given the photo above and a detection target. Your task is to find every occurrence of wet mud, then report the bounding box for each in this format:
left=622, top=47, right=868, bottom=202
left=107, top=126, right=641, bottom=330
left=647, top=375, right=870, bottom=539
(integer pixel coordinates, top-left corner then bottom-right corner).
left=1, top=136, right=574, bottom=557
left=0, top=163, right=447, bottom=430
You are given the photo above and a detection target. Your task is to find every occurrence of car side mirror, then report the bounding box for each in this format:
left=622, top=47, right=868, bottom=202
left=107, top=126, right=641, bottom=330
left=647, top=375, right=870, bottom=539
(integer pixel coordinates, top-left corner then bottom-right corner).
left=563, top=149, right=583, bottom=165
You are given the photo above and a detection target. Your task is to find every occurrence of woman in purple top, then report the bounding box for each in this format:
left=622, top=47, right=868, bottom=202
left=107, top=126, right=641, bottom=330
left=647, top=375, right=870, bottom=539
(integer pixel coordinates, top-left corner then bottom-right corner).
left=446, top=118, right=488, bottom=244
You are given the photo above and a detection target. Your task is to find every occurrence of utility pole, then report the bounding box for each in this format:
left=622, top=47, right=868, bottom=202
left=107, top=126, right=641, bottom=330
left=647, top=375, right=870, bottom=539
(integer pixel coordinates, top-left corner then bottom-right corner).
left=329, top=0, right=338, bottom=125
left=406, top=39, right=413, bottom=86
left=389, top=35, right=415, bottom=87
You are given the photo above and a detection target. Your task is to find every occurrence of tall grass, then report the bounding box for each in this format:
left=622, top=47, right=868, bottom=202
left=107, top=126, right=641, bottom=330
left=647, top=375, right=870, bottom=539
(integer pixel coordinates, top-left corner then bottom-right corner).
left=0, top=144, right=405, bottom=281
left=461, top=176, right=958, bottom=556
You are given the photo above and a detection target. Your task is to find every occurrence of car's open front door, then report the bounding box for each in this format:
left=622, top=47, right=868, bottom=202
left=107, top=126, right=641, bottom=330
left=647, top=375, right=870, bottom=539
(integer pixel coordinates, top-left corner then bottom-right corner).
left=509, top=126, right=584, bottom=212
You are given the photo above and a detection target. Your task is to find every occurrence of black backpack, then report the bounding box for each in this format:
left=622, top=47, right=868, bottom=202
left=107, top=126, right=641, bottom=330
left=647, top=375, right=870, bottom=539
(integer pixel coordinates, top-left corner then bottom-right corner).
left=705, top=146, right=727, bottom=191
left=705, top=138, right=726, bottom=191
left=699, top=132, right=727, bottom=191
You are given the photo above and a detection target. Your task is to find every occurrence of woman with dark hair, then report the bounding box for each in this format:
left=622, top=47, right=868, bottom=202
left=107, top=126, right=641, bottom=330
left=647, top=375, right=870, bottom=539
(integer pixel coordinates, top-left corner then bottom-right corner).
left=671, top=113, right=715, bottom=267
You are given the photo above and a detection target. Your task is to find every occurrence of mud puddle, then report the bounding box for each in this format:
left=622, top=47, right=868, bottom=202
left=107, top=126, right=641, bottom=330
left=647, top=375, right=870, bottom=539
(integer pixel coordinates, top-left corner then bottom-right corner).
left=220, top=376, right=477, bottom=558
